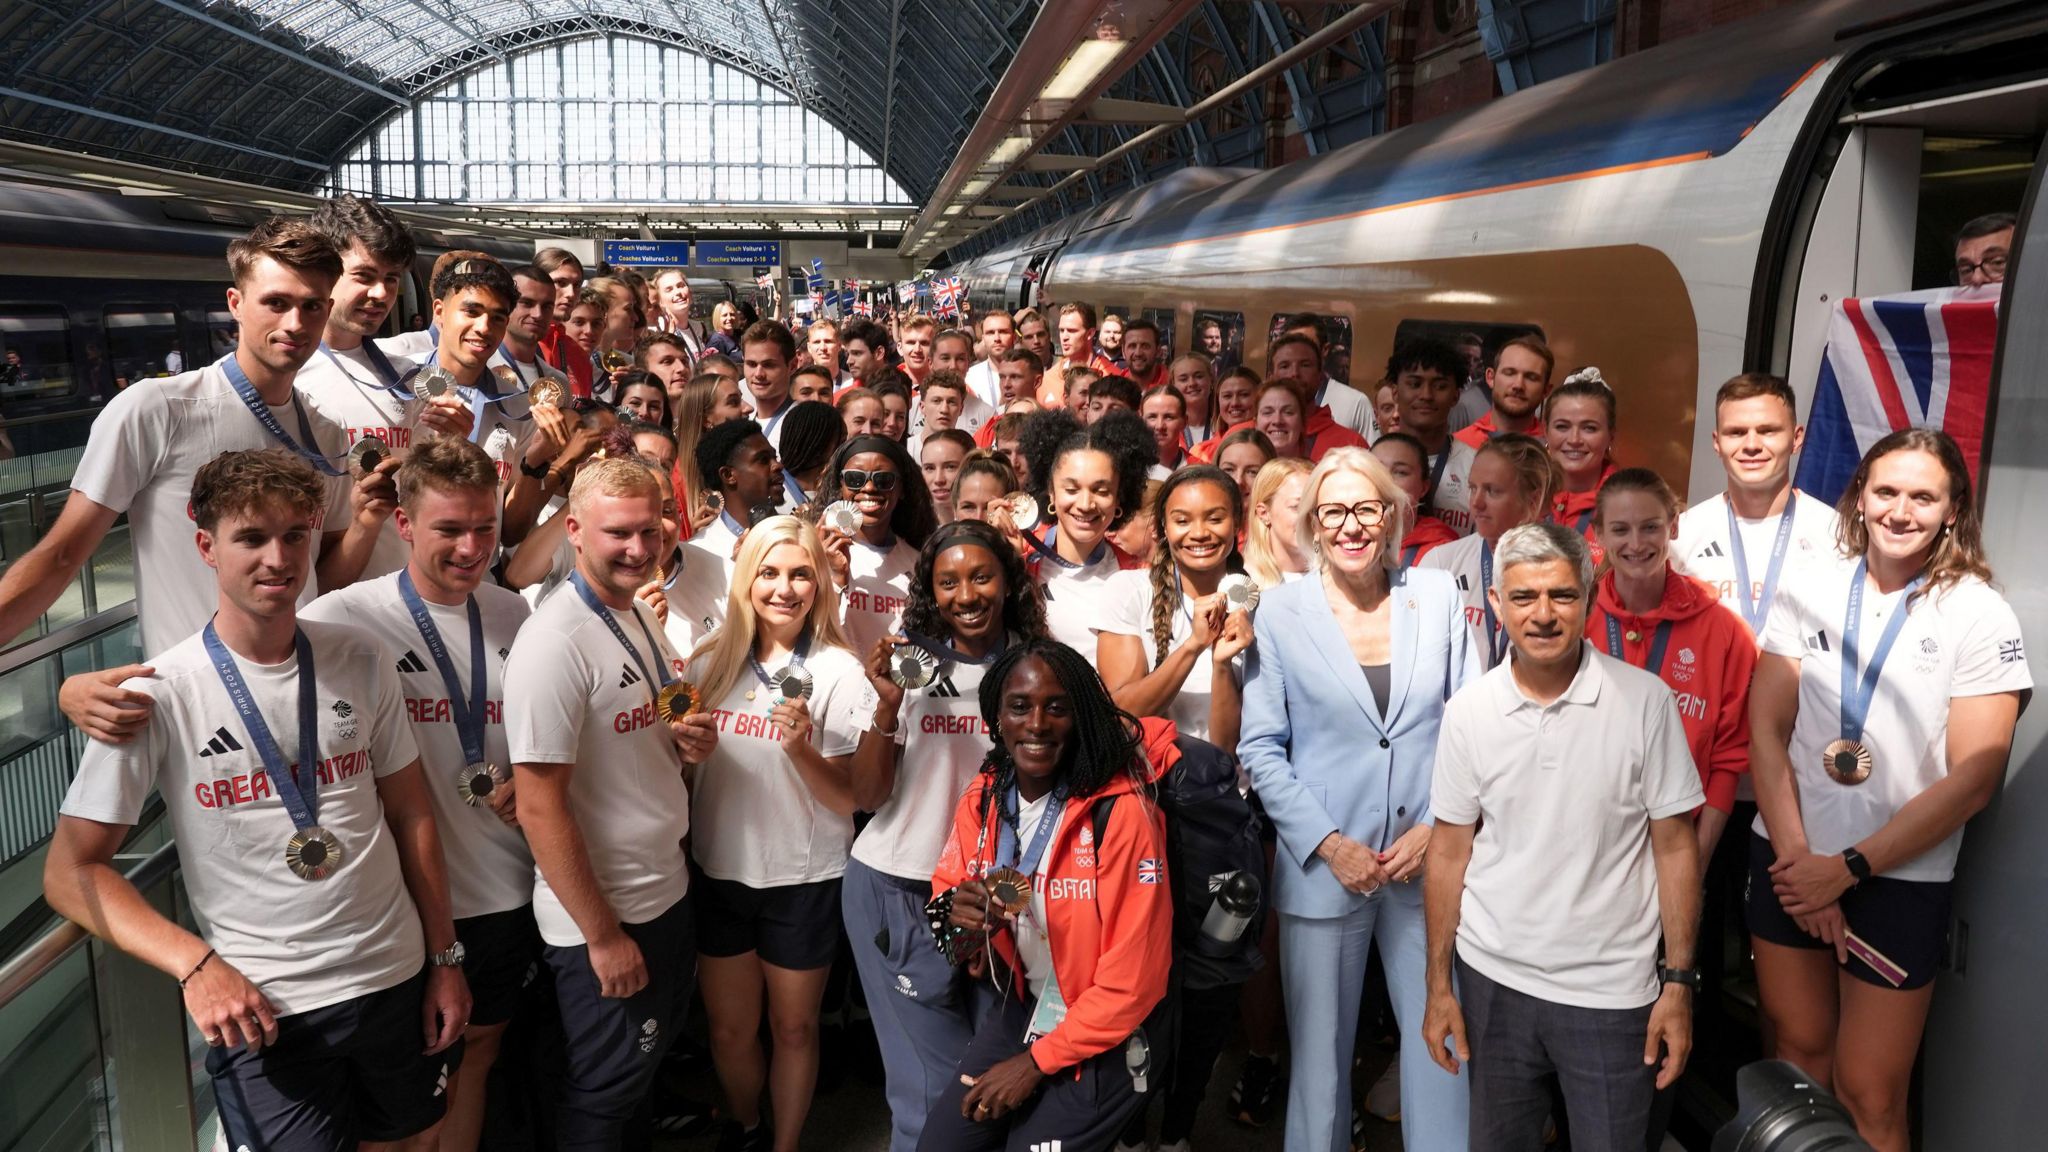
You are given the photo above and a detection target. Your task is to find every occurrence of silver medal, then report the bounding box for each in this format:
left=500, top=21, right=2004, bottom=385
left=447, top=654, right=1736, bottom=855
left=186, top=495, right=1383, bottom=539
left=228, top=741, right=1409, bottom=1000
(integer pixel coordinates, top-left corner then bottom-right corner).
left=1218, top=572, right=1261, bottom=613
left=771, top=665, right=814, bottom=703
left=411, top=365, right=459, bottom=401
left=456, top=762, right=507, bottom=807
left=1005, top=492, right=1041, bottom=531
left=888, top=643, right=938, bottom=689
left=284, top=826, right=344, bottom=881
left=822, top=500, right=863, bottom=536
left=347, top=438, right=389, bottom=476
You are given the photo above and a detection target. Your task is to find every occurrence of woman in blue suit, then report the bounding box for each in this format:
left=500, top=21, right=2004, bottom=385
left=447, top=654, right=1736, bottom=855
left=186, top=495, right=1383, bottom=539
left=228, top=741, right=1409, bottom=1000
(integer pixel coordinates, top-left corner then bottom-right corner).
left=1239, top=446, right=1476, bottom=1152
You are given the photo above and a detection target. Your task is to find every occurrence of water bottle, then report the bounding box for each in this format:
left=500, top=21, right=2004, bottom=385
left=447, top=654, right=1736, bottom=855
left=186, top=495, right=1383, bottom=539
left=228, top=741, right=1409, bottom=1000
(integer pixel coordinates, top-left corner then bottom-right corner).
left=1198, top=871, right=1261, bottom=946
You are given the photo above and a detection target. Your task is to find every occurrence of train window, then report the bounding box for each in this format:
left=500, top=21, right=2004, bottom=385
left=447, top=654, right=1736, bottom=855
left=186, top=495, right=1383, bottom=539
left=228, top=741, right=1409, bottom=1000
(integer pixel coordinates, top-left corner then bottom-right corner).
left=103, top=307, right=180, bottom=388
left=1390, top=320, right=1548, bottom=386
left=206, top=310, right=238, bottom=360
left=1139, top=308, right=1177, bottom=357
left=1267, top=312, right=1355, bottom=383
left=0, top=306, right=74, bottom=398
left=1192, top=310, right=1245, bottom=376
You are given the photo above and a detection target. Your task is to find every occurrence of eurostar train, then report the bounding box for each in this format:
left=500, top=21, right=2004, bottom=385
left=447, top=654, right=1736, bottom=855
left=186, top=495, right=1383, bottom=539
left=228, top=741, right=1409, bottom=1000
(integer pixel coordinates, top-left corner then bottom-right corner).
left=959, top=0, right=2047, bottom=1145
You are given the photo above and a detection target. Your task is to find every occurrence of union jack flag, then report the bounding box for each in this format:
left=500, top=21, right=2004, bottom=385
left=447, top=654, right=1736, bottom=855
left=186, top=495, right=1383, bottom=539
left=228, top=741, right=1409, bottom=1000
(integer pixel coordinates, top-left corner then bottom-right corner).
left=1794, top=285, right=2000, bottom=506
left=934, top=275, right=964, bottom=316
left=1136, top=858, right=1163, bottom=885
left=854, top=300, right=872, bottom=317
left=755, top=271, right=774, bottom=290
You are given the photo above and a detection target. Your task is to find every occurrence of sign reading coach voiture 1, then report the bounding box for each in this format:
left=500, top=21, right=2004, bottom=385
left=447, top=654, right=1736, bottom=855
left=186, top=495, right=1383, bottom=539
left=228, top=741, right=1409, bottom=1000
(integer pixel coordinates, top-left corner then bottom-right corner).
left=601, top=240, right=693, bottom=265
left=696, top=240, right=784, bottom=266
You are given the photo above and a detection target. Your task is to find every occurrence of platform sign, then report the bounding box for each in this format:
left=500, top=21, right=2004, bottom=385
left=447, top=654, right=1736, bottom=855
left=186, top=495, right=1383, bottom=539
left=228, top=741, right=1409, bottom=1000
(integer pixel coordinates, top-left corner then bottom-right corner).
left=601, top=239, right=692, bottom=266
left=696, top=240, right=783, bottom=266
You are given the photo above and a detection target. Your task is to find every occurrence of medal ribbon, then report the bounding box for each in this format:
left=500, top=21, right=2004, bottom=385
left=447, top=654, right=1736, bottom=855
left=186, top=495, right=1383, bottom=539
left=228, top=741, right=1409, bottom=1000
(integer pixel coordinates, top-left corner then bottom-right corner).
left=1603, top=616, right=1675, bottom=678
left=1022, top=524, right=1109, bottom=572
left=1421, top=443, right=1453, bottom=512
left=1840, top=559, right=1922, bottom=745
left=221, top=353, right=344, bottom=477
left=398, top=570, right=488, bottom=768
left=203, top=623, right=321, bottom=832
left=782, top=470, right=809, bottom=508
left=903, top=629, right=1007, bottom=667
left=996, top=781, right=1071, bottom=879
left=569, top=571, right=673, bottom=705
left=748, top=633, right=813, bottom=696
left=720, top=509, right=748, bottom=539
left=317, top=341, right=407, bottom=397
left=1726, top=499, right=1799, bottom=634
left=1478, top=542, right=1506, bottom=664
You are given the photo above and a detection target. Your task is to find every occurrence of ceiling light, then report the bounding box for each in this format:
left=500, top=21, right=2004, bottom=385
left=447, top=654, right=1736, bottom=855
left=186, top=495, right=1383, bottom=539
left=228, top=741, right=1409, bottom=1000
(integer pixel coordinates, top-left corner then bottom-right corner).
left=985, top=136, right=1033, bottom=169
left=1043, top=38, right=1128, bottom=102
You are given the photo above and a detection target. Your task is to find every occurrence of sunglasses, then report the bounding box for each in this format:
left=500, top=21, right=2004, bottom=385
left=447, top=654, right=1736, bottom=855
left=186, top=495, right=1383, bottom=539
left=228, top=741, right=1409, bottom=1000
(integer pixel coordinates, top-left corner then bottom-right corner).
left=840, top=468, right=900, bottom=492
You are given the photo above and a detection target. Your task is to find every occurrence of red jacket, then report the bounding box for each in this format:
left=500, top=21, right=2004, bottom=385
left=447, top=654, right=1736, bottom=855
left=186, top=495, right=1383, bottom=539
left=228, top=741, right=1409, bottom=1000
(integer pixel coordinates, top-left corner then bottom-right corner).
left=1188, top=403, right=1361, bottom=464
left=1453, top=411, right=1541, bottom=450
left=1398, top=513, right=1460, bottom=564
left=1551, top=462, right=1616, bottom=563
left=538, top=322, right=595, bottom=399
left=932, top=767, right=1172, bottom=1074
left=1588, top=566, right=1755, bottom=814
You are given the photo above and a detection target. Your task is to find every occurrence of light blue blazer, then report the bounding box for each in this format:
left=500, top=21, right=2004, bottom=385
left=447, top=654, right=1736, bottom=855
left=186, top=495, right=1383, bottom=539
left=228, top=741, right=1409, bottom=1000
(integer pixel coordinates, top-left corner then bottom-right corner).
left=1238, top=566, right=1477, bottom=919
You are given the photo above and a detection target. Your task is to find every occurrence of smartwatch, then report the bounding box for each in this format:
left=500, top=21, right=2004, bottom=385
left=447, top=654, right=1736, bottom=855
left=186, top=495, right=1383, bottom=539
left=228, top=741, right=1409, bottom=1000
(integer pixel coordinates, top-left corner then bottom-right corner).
left=518, top=456, right=552, bottom=480
left=1657, top=966, right=1703, bottom=993
left=429, top=941, right=467, bottom=968
left=1842, top=846, right=1872, bottom=885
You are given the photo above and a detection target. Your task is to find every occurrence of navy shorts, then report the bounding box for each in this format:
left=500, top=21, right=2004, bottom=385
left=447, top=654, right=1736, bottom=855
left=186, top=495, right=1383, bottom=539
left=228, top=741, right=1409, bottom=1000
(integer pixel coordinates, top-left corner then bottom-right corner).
left=456, top=904, right=541, bottom=1027
left=208, top=968, right=462, bottom=1151
left=692, top=869, right=842, bottom=969
left=1745, top=833, right=1951, bottom=990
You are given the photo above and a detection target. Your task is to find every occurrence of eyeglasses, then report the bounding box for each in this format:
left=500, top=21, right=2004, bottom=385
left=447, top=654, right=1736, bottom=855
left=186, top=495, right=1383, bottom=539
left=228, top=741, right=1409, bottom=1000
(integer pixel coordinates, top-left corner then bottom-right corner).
left=1315, top=500, right=1388, bottom=530
left=1954, top=254, right=2008, bottom=282
left=840, top=468, right=900, bottom=492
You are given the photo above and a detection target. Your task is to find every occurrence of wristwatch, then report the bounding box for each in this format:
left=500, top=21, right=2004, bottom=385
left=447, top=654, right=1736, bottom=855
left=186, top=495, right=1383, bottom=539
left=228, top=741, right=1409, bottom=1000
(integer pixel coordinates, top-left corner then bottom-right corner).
left=429, top=941, right=467, bottom=968
left=1842, top=846, right=1873, bottom=885
left=1657, top=966, right=1703, bottom=993
left=517, top=456, right=552, bottom=480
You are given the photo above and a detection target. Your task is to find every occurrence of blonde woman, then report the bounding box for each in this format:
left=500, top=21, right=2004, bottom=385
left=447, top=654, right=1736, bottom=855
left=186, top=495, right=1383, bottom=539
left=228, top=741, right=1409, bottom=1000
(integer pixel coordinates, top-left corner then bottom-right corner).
left=673, top=370, right=750, bottom=536
left=683, top=515, right=867, bottom=1152
left=1243, top=457, right=1313, bottom=588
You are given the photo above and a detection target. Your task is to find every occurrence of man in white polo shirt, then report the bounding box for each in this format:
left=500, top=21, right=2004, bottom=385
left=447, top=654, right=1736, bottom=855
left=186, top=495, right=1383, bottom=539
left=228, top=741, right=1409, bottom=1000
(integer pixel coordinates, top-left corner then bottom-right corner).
left=504, top=457, right=717, bottom=1148
left=1422, top=523, right=1704, bottom=1151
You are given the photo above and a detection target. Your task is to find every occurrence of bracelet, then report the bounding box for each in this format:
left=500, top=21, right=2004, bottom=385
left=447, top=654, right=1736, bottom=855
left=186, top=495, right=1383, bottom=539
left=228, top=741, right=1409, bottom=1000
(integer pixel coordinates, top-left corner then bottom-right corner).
left=178, top=948, right=217, bottom=988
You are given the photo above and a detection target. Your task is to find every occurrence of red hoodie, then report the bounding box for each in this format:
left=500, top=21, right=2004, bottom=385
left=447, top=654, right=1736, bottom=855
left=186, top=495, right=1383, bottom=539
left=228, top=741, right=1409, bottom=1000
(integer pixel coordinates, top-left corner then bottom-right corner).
left=538, top=321, right=596, bottom=399
left=1399, top=513, right=1460, bottom=565
left=1588, top=566, right=1755, bottom=813
left=1552, top=462, right=1617, bottom=563
left=1188, top=403, right=1362, bottom=464
left=931, top=762, right=1172, bottom=1075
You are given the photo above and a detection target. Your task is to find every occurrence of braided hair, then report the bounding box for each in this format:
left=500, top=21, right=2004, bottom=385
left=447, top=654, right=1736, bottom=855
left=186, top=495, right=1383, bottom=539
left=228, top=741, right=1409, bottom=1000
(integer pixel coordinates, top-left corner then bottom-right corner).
left=1145, top=466, right=1241, bottom=666
left=776, top=400, right=846, bottom=482
left=976, top=638, right=1144, bottom=821
left=901, top=519, right=1047, bottom=643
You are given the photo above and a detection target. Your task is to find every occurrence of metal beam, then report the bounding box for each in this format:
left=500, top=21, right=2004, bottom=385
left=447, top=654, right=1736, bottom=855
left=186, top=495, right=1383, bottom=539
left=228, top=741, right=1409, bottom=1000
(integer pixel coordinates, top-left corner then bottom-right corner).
left=143, top=0, right=410, bottom=107
left=880, top=0, right=904, bottom=180
left=1021, top=153, right=1097, bottom=172
left=398, top=0, right=509, bottom=64
left=1083, top=97, right=1185, bottom=125
left=0, top=84, right=331, bottom=171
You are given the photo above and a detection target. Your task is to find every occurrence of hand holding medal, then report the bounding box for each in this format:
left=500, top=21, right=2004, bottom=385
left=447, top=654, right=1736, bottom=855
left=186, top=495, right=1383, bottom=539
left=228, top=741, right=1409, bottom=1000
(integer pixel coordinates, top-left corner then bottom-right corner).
left=863, top=635, right=910, bottom=713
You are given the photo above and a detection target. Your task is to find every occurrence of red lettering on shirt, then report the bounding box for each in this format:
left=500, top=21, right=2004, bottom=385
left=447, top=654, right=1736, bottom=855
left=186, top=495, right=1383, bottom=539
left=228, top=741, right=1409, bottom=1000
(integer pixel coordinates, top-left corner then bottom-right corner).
left=192, top=750, right=370, bottom=811
left=614, top=702, right=659, bottom=733
left=407, top=697, right=506, bottom=725
left=349, top=427, right=411, bottom=449
left=921, top=714, right=992, bottom=736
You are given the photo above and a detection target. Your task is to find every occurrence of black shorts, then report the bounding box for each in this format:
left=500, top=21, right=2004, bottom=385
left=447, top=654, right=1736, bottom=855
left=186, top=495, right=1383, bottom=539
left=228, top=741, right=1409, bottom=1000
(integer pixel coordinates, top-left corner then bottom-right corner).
left=457, top=904, right=542, bottom=1027
left=692, top=869, right=842, bottom=969
left=1745, top=833, right=1951, bottom=990
left=208, top=968, right=463, bottom=1150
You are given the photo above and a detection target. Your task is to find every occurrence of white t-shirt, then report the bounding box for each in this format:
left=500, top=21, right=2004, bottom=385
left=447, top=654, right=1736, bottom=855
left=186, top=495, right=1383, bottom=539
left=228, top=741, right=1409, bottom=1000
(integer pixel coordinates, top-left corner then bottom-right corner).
left=60, top=621, right=425, bottom=1015
left=686, top=643, right=864, bottom=887
left=503, top=580, right=691, bottom=945
left=851, top=644, right=999, bottom=880
left=965, top=360, right=1002, bottom=410
left=1753, top=561, right=2030, bottom=882
left=1424, top=438, right=1480, bottom=537
left=841, top=538, right=918, bottom=657
left=673, top=514, right=743, bottom=640
left=1098, top=568, right=1239, bottom=743
left=1421, top=534, right=1503, bottom=671
left=466, top=386, right=539, bottom=488
left=301, top=574, right=534, bottom=920
left=1433, top=647, right=1704, bottom=1009
left=1011, top=792, right=1066, bottom=999
left=296, top=344, right=425, bottom=581
left=377, top=328, right=437, bottom=360
left=1037, top=538, right=1128, bottom=654
left=1673, top=489, right=1840, bottom=642
left=1317, top=378, right=1375, bottom=439
left=71, top=359, right=354, bottom=657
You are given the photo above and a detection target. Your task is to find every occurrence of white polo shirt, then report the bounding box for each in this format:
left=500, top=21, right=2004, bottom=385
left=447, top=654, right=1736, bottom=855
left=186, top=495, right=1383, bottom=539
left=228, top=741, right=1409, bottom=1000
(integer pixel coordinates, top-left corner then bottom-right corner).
left=965, top=360, right=1002, bottom=410
left=1317, top=378, right=1376, bottom=439
left=1673, top=489, right=1840, bottom=641
left=1752, top=560, right=2030, bottom=882
left=673, top=513, right=744, bottom=640
left=503, top=579, right=691, bottom=945
left=1433, top=646, right=1704, bottom=1009
left=852, top=643, right=1001, bottom=880
left=1421, top=535, right=1504, bottom=671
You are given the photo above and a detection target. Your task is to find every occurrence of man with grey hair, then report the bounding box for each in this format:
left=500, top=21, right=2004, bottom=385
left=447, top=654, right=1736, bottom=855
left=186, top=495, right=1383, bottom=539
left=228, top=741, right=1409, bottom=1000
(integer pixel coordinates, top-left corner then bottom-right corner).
left=1420, top=522, right=1704, bottom=1151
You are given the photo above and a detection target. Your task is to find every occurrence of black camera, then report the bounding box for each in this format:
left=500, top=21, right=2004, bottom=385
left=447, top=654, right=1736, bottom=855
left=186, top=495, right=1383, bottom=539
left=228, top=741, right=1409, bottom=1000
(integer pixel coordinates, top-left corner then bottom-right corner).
left=1712, top=1061, right=1873, bottom=1152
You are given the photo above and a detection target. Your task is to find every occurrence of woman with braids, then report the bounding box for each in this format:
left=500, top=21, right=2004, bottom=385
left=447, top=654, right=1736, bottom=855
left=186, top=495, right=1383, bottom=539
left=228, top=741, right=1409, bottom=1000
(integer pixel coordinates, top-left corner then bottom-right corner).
left=774, top=399, right=845, bottom=508
left=1243, top=456, right=1312, bottom=588
left=998, top=408, right=1154, bottom=652
left=843, top=521, right=1046, bottom=1152
left=1238, top=446, right=1476, bottom=1152
left=1097, top=465, right=1254, bottom=749
left=1420, top=433, right=1561, bottom=671
left=920, top=639, right=1173, bottom=1152
left=818, top=435, right=937, bottom=656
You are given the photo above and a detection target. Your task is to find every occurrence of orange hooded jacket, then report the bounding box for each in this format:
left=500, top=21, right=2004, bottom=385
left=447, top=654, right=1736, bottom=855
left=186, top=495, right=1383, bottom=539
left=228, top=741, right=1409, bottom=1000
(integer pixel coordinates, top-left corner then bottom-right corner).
left=1588, top=566, right=1755, bottom=814
left=931, top=750, right=1173, bottom=1075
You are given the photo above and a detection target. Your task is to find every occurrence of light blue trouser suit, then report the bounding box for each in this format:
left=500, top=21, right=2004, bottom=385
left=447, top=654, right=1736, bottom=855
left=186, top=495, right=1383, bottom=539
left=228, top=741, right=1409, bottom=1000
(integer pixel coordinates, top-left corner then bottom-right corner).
left=1280, top=880, right=1468, bottom=1152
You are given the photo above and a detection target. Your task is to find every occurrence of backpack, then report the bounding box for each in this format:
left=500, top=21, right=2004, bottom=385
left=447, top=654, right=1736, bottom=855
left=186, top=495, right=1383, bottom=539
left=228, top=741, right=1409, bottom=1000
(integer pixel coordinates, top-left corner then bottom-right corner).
left=1092, top=733, right=1268, bottom=991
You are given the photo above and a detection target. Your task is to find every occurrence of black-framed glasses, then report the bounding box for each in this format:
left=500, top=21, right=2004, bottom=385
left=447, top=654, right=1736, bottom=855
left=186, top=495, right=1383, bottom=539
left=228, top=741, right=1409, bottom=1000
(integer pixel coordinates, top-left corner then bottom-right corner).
left=1315, top=500, right=1388, bottom=530
left=1954, top=254, right=2008, bottom=282
left=840, top=468, right=900, bottom=492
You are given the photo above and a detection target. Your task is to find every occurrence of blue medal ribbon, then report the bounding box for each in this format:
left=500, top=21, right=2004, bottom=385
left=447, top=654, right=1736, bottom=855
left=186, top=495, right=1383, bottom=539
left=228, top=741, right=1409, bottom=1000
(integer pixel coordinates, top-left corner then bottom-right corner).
left=1023, top=524, right=1109, bottom=572
left=759, top=401, right=791, bottom=442
left=1603, top=615, right=1675, bottom=678
left=359, top=339, right=405, bottom=390
left=748, top=633, right=812, bottom=697
left=203, top=622, right=321, bottom=831
left=782, top=471, right=810, bottom=507
left=221, top=353, right=344, bottom=477
left=568, top=570, right=673, bottom=704
left=904, top=629, right=1007, bottom=667
left=1422, top=443, right=1453, bottom=511
left=398, top=570, right=488, bottom=768
left=996, top=782, right=1071, bottom=881
left=1839, top=559, right=1922, bottom=744
left=719, top=509, right=748, bottom=539
left=1478, top=541, right=1506, bottom=664
left=1726, top=498, right=1799, bottom=634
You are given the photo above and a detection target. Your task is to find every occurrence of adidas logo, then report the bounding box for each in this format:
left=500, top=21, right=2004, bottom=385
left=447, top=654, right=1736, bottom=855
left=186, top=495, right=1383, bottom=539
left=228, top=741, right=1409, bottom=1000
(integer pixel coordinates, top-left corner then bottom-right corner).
left=619, top=664, right=642, bottom=688
left=926, top=675, right=961, bottom=699
left=432, top=1063, right=449, bottom=1097
left=396, top=649, right=428, bottom=674
left=1455, top=574, right=1470, bottom=591
left=198, top=727, right=244, bottom=757
left=1695, top=541, right=1726, bottom=559
left=1030, top=1142, right=1063, bottom=1152
left=1806, top=631, right=1831, bottom=652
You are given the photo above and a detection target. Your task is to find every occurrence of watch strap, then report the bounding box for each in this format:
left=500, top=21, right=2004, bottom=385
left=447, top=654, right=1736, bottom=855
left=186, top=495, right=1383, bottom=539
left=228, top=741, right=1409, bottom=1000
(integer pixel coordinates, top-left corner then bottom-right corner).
left=1657, top=966, right=1702, bottom=992
left=1842, top=846, right=1872, bottom=883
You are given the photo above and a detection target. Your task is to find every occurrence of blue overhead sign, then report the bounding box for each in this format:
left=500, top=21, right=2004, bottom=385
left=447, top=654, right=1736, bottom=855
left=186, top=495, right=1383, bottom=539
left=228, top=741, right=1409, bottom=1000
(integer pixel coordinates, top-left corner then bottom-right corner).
left=601, top=239, right=693, bottom=266
left=695, top=240, right=783, bottom=266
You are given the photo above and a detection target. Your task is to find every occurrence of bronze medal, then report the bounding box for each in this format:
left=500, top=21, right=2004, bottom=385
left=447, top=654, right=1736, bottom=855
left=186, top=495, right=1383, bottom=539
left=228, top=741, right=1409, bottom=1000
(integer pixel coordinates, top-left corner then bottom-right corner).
left=657, top=681, right=701, bottom=722
left=1822, top=738, right=1872, bottom=785
left=456, top=762, right=506, bottom=807
left=284, top=826, right=344, bottom=880
left=984, top=866, right=1032, bottom=916
left=527, top=377, right=566, bottom=409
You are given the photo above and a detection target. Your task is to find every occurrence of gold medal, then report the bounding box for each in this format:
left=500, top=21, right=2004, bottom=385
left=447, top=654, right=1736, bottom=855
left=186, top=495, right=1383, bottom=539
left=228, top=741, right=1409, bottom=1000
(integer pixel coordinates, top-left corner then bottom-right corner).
left=1822, top=738, right=1873, bottom=785
left=600, top=348, right=632, bottom=373
left=490, top=365, right=521, bottom=392
left=284, top=826, right=344, bottom=880
left=347, top=438, right=388, bottom=476
left=984, top=866, right=1032, bottom=916
left=657, top=681, right=701, bottom=722
left=527, top=378, right=566, bottom=409
left=456, top=762, right=506, bottom=807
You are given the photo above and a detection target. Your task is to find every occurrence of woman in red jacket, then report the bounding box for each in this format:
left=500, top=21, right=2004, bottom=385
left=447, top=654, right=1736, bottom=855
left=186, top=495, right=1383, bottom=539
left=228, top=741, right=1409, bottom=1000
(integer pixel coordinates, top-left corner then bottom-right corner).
left=1589, top=467, right=1755, bottom=862
left=921, top=638, right=1173, bottom=1152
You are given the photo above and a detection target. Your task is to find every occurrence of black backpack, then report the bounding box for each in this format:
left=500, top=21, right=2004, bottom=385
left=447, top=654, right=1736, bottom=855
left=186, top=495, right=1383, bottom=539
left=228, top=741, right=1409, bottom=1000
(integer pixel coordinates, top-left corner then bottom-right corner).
left=1092, top=733, right=1268, bottom=991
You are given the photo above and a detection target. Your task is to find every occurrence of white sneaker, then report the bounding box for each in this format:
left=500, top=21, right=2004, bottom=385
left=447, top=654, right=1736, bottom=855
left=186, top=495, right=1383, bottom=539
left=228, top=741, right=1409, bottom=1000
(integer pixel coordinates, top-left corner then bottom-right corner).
left=1365, top=1054, right=1401, bottom=1122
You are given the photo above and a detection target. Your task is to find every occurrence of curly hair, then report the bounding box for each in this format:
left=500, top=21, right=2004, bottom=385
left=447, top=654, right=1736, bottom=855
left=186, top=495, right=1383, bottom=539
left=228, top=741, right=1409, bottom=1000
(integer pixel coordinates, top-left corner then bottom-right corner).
left=826, top=434, right=937, bottom=549
left=1016, top=407, right=1154, bottom=532
left=976, top=638, right=1144, bottom=809
left=1145, top=466, right=1241, bottom=666
left=901, top=519, right=1047, bottom=644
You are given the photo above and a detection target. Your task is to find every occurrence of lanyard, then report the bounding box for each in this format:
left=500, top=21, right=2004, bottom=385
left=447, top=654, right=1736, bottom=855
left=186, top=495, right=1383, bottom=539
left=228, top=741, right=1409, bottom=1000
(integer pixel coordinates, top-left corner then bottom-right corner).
left=317, top=341, right=405, bottom=395
left=996, top=782, right=1071, bottom=879
left=1401, top=541, right=1423, bottom=567
left=759, top=401, right=791, bottom=441
left=782, top=471, right=809, bottom=507
left=398, top=570, right=488, bottom=768
left=221, top=354, right=343, bottom=477
left=1478, top=542, right=1506, bottom=664
left=1840, top=559, right=1921, bottom=744
left=1024, top=524, right=1109, bottom=572
left=1423, top=443, right=1452, bottom=510
left=719, top=509, right=748, bottom=538
left=1572, top=502, right=1595, bottom=536
left=569, top=570, right=672, bottom=702
left=748, top=633, right=812, bottom=695
left=1726, top=498, right=1799, bottom=634
left=203, top=623, right=321, bottom=830
left=904, top=629, right=1007, bottom=667
left=1603, top=615, right=1675, bottom=678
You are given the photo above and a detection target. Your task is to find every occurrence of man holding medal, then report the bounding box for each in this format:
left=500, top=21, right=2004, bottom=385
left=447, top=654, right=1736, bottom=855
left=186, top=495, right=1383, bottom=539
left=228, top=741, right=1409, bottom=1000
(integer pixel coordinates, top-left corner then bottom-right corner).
left=46, top=449, right=470, bottom=1152
left=504, top=456, right=715, bottom=1149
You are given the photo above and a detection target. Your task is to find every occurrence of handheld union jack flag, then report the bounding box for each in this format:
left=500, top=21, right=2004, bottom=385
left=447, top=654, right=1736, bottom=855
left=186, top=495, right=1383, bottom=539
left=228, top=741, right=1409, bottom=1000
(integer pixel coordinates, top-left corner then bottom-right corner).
left=854, top=300, right=872, bottom=317
left=934, top=275, right=963, bottom=316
